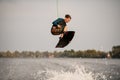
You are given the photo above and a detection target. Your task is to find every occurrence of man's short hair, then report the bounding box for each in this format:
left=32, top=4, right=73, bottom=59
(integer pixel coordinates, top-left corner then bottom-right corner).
left=65, top=14, right=71, bottom=19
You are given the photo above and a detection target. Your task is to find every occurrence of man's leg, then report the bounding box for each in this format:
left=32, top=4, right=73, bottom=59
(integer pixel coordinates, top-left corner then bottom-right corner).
left=51, top=26, right=62, bottom=35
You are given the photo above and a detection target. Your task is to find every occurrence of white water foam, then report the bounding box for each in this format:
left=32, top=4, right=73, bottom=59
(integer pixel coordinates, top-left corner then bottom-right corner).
left=32, top=65, right=107, bottom=80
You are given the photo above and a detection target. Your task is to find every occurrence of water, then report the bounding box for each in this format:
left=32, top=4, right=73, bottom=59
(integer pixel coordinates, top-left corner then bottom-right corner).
left=0, top=58, right=120, bottom=80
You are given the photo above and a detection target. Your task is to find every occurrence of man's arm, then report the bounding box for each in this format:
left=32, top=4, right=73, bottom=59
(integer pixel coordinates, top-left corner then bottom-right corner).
left=60, top=26, right=68, bottom=38
left=64, top=26, right=68, bottom=32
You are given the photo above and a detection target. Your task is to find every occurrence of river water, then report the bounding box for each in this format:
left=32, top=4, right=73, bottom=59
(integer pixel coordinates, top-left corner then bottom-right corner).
left=0, top=58, right=120, bottom=80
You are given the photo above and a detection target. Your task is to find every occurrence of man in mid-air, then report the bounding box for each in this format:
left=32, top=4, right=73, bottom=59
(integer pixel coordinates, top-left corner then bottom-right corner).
left=51, top=14, right=71, bottom=39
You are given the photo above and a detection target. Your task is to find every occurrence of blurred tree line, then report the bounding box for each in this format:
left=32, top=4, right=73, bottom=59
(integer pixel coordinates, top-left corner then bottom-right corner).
left=110, top=45, right=120, bottom=58
left=0, top=46, right=119, bottom=58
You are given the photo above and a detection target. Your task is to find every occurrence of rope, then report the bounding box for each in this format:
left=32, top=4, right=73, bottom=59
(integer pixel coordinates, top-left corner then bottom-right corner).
left=56, top=0, right=59, bottom=18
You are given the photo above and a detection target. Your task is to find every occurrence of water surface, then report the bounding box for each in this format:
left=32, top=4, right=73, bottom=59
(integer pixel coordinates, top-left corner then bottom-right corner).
left=0, top=58, right=120, bottom=80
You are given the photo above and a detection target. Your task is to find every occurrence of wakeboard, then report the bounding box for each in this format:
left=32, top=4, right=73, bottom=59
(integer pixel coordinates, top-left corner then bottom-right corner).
left=56, top=31, right=75, bottom=48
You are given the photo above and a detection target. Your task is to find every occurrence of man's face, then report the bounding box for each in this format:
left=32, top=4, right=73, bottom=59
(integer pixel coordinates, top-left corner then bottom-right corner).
left=65, top=18, right=71, bottom=23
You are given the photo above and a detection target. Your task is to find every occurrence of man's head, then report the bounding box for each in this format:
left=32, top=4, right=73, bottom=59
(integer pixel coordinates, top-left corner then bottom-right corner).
left=64, top=14, right=71, bottom=23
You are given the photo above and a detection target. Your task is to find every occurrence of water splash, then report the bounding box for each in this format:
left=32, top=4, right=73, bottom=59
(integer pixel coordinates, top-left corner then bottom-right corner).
left=32, top=65, right=107, bottom=80
left=47, top=65, right=94, bottom=80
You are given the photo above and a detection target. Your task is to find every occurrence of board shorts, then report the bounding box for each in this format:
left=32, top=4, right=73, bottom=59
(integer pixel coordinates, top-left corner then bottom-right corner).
left=51, top=25, right=65, bottom=35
